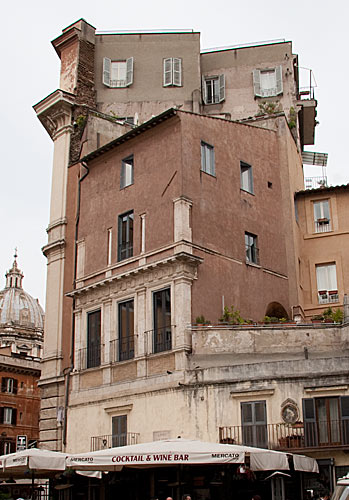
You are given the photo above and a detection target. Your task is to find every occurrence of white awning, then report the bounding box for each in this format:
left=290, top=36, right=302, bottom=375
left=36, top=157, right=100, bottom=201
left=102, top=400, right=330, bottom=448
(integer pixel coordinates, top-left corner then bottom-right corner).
left=293, top=454, right=319, bottom=473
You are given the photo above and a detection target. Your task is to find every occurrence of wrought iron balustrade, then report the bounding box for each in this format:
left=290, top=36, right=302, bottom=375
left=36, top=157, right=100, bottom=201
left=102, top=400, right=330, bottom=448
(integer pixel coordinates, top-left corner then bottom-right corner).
left=318, top=291, right=339, bottom=304
left=109, top=337, right=135, bottom=363
left=219, top=421, right=349, bottom=450
left=77, top=344, right=104, bottom=370
left=91, top=432, right=139, bottom=451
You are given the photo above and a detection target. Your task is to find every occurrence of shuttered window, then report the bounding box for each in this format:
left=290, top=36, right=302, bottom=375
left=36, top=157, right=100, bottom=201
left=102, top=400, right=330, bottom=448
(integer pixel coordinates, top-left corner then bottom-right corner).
left=112, top=415, right=127, bottom=447
left=241, top=401, right=268, bottom=448
left=202, top=75, right=225, bottom=104
left=0, top=407, right=17, bottom=425
left=120, top=156, right=134, bottom=189
left=103, top=57, right=134, bottom=88
left=163, top=58, right=182, bottom=87
left=87, top=310, right=101, bottom=369
left=1, top=378, right=17, bottom=394
left=253, top=66, right=283, bottom=97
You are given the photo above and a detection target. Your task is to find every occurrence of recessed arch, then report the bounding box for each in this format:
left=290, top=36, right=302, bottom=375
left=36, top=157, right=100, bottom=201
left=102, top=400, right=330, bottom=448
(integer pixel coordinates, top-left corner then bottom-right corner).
left=265, top=302, right=288, bottom=319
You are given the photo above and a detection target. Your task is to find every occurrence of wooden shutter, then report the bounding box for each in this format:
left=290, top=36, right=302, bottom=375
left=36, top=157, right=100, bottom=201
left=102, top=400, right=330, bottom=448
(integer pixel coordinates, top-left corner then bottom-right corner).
left=253, top=69, right=262, bottom=97
left=302, top=398, right=318, bottom=446
left=340, top=396, right=349, bottom=445
left=11, top=408, right=17, bottom=425
left=202, top=76, right=207, bottom=104
left=219, top=74, right=225, bottom=102
left=276, top=65, right=283, bottom=95
left=103, top=58, right=111, bottom=87
left=120, top=161, right=126, bottom=189
left=13, top=379, right=18, bottom=395
left=112, top=415, right=127, bottom=446
left=0, top=407, right=3, bottom=423
left=163, top=58, right=173, bottom=86
left=1, top=378, right=7, bottom=392
left=126, top=57, right=134, bottom=86
left=173, top=58, right=182, bottom=86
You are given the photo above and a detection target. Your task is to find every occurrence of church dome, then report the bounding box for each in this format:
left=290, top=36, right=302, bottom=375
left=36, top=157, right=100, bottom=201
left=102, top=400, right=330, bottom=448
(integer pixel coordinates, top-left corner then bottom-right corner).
left=0, top=256, right=44, bottom=331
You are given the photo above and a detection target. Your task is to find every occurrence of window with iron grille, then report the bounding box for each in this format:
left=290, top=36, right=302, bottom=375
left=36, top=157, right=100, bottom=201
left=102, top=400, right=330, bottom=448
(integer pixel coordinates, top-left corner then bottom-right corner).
left=103, top=58, right=134, bottom=88
left=118, top=211, right=134, bottom=261
left=153, top=288, right=171, bottom=353
left=118, top=300, right=134, bottom=361
left=87, top=310, right=101, bottom=369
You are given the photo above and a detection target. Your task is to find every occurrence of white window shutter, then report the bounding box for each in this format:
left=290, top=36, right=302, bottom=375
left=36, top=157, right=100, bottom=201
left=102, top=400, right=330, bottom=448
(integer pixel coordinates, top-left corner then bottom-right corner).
left=103, top=57, right=111, bottom=87
left=173, top=58, right=182, bottom=86
left=219, top=74, right=225, bottom=102
left=126, top=57, right=134, bottom=86
left=276, top=65, right=283, bottom=95
left=202, top=76, right=207, bottom=104
left=253, top=69, right=262, bottom=97
left=164, top=58, right=173, bottom=86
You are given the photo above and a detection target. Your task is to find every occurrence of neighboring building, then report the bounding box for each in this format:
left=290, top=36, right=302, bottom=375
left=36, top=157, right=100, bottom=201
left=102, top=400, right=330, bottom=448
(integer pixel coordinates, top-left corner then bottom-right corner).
left=295, top=184, right=349, bottom=320
left=0, top=256, right=44, bottom=454
left=33, top=18, right=349, bottom=498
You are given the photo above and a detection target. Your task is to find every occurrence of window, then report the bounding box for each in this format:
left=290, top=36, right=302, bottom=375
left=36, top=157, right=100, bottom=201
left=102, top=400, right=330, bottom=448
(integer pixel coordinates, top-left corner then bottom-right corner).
left=87, top=310, right=101, bottom=369
left=201, top=142, right=215, bottom=176
left=202, top=75, right=225, bottom=104
left=120, top=156, right=134, bottom=189
left=253, top=66, right=283, bottom=97
left=0, top=407, right=17, bottom=425
left=118, top=300, right=134, bottom=361
left=240, top=162, right=253, bottom=193
left=112, top=415, right=127, bottom=447
left=103, top=57, right=134, bottom=88
left=245, top=232, right=259, bottom=265
left=241, top=401, right=268, bottom=448
left=316, top=263, right=338, bottom=304
left=118, top=211, right=134, bottom=261
left=303, top=397, right=349, bottom=447
left=163, top=58, right=182, bottom=87
left=1, top=377, right=17, bottom=394
left=314, top=200, right=331, bottom=233
left=153, top=288, right=171, bottom=353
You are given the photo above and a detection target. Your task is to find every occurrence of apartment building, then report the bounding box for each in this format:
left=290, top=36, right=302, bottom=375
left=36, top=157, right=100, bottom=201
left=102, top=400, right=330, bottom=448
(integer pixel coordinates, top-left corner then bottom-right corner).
left=33, top=18, right=349, bottom=497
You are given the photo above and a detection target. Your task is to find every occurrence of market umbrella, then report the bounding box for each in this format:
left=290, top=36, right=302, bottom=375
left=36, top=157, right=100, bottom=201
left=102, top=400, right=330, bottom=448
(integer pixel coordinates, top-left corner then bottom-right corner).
left=0, top=448, right=66, bottom=478
left=66, top=438, right=316, bottom=472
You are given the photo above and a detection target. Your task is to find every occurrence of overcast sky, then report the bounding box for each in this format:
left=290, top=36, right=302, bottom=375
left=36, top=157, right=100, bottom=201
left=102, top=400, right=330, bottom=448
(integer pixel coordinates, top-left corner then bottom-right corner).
left=1, top=0, right=348, bottom=307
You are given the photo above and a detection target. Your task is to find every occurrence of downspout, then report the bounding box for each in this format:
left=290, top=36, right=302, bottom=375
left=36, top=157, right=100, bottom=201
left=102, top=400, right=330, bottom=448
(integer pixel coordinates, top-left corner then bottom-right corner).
left=62, top=160, right=89, bottom=448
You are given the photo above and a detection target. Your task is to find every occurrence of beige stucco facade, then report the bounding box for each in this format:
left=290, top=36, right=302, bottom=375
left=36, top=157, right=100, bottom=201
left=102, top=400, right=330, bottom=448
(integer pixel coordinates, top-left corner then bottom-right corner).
left=33, top=18, right=349, bottom=492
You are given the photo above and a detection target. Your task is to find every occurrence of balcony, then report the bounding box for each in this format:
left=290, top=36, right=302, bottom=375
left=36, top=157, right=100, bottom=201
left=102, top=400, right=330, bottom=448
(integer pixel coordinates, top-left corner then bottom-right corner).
left=77, top=344, right=104, bottom=370
left=144, top=325, right=173, bottom=354
left=219, top=421, right=349, bottom=451
left=315, top=218, right=331, bottom=233
left=305, top=176, right=328, bottom=190
left=91, top=432, right=140, bottom=451
left=110, top=337, right=135, bottom=363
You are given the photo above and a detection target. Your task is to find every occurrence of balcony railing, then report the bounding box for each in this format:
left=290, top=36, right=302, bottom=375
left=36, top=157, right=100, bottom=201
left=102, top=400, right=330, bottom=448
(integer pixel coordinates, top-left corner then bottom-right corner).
left=315, top=219, right=331, bottom=233
left=77, top=344, right=104, bottom=370
left=91, top=432, right=140, bottom=451
left=318, top=290, right=339, bottom=304
left=304, top=176, right=328, bottom=190
left=110, top=337, right=135, bottom=363
left=219, top=421, right=349, bottom=451
left=144, top=325, right=173, bottom=354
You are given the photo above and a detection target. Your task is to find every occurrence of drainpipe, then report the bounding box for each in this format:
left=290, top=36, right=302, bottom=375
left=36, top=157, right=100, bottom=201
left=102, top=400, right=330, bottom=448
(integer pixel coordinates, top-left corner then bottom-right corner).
left=62, top=160, right=89, bottom=448
left=344, top=294, right=349, bottom=324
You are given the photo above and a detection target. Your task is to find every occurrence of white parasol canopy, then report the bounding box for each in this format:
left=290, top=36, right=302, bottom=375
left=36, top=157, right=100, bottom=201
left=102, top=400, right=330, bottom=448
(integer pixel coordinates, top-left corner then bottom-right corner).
left=0, top=448, right=66, bottom=477
left=66, top=438, right=317, bottom=473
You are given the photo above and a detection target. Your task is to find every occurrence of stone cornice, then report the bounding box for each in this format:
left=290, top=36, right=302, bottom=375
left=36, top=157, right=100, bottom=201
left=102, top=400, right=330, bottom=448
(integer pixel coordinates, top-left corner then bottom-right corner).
left=33, top=89, right=75, bottom=139
left=66, top=252, right=203, bottom=298
left=42, top=239, right=66, bottom=258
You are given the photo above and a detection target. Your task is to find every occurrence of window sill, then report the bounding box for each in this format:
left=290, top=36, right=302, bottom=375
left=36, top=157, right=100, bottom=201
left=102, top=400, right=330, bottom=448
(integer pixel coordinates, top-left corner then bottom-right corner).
left=245, top=260, right=261, bottom=269
left=240, top=188, right=255, bottom=196
left=201, top=169, right=216, bottom=178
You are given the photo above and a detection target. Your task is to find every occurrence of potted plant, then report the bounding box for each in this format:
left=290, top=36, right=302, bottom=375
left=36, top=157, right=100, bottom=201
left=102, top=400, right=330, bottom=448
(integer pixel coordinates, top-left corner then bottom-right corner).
left=219, top=306, right=245, bottom=325
left=195, top=315, right=211, bottom=326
